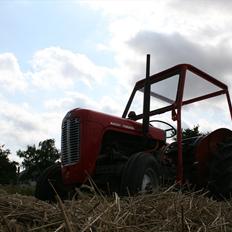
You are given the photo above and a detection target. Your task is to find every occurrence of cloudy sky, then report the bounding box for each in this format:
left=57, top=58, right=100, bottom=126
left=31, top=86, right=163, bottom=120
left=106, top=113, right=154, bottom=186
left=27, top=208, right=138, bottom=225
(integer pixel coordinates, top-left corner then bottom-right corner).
left=0, top=0, right=231, bottom=161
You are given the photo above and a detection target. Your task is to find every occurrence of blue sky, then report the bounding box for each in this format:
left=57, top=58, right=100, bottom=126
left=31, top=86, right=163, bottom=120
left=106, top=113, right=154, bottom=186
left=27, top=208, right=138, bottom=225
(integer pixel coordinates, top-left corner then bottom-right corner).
left=0, top=0, right=231, bottom=161
left=0, top=1, right=115, bottom=69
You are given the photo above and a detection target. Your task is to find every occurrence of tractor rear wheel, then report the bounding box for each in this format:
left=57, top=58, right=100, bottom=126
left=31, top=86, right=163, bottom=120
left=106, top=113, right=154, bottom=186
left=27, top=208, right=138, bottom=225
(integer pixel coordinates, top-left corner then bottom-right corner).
left=35, top=163, right=68, bottom=201
left=120, top=152, right=160, bottom=195
left=208, top=139, right=232, bottom=199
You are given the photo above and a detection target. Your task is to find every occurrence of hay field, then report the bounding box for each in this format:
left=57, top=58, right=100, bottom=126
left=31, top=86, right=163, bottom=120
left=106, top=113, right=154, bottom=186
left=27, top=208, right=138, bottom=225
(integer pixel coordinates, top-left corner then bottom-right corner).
left=0, top=187, right=232, bottom=232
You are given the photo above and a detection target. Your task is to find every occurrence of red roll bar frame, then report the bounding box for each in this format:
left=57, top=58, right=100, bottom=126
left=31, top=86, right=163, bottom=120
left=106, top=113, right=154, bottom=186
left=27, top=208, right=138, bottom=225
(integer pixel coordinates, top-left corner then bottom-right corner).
left=123, top=63, right=232, bottom=183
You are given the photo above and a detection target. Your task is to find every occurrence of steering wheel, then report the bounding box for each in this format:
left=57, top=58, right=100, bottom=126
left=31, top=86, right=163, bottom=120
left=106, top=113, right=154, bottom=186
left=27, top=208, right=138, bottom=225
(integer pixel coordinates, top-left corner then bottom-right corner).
left=149, top=120, right=176, bottom=138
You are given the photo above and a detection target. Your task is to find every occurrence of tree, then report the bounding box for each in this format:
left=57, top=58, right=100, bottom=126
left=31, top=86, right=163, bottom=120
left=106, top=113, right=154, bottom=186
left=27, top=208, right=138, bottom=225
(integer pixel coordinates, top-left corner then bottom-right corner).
left=17, top=139, right=60, bottom=182
left=0, top=145, right=18, bottom=184
left=172, top=125, right=203, bottom=141
left=182, top=125, right=202, bottom=139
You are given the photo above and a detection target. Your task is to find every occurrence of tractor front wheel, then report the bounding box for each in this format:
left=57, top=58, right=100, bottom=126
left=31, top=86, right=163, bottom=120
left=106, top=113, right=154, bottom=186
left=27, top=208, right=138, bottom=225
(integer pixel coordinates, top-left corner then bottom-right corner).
left=120, top=152, right=160, bottom=195
left=35, top=163, right=68, bottom=201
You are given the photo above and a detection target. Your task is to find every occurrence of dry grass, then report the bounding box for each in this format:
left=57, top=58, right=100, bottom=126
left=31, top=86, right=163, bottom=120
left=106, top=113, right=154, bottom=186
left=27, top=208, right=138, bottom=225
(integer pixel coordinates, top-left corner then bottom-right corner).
left=0, top=187, right=232, bottom=232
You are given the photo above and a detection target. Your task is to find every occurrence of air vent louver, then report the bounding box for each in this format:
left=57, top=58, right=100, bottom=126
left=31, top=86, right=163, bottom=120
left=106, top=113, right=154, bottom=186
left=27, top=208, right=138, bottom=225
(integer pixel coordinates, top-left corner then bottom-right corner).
left=61, top=118, right=80, bottom=165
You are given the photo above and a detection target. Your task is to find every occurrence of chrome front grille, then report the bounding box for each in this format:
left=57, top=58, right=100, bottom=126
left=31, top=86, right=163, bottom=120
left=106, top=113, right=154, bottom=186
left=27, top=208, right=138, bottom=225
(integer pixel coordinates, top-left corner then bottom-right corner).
left=61, top=118, right=80, bottom=165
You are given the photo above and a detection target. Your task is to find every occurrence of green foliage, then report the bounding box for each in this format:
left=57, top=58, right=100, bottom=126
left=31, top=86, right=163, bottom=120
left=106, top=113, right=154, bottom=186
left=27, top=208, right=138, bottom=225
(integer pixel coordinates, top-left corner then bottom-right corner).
left=173, top=125, right=203, bottom=141
left=0, top=145, right=18, bottom=184
left=182, top=125, right=202, bottom=139
left=17, top=139, right=60, bottom=182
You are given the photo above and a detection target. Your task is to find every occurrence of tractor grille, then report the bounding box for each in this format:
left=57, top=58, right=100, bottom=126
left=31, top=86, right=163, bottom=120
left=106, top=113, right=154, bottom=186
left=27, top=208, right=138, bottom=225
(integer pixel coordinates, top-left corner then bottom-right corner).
left=61, top=118, right=81, bottom=166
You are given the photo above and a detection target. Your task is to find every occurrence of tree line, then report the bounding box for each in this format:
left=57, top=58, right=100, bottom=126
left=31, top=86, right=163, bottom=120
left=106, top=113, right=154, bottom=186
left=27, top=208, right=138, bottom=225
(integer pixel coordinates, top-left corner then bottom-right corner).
left=0, top=139, right=59, bottom=184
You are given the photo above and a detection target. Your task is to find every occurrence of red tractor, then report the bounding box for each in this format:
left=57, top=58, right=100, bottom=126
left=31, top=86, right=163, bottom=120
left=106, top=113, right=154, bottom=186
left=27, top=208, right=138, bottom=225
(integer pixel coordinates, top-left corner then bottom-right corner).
left=35, top=55, right=232, bottom=201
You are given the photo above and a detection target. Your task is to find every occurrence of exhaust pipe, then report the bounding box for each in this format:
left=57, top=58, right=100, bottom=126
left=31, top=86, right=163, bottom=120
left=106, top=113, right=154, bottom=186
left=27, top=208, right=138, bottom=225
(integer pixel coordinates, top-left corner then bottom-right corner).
left=143, top=54, right=151, bottom=135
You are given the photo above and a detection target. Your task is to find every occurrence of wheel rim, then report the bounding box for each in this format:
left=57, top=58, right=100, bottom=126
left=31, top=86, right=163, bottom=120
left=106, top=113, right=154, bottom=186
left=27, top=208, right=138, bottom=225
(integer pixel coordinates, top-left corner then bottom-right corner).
left=141, top=174, right=152, bottom=192
left=141, top=169, right=158, bottom=192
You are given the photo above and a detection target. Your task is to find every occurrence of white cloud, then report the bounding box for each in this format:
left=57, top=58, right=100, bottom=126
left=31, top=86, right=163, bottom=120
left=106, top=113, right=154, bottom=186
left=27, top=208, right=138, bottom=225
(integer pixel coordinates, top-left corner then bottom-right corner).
left=85, top=0, right=232, bottom=74
left=0, top=53, right=27, bottom=92
left=44, top=92, right=98, bottom=112
left=128, top=31, right=232, bottom=86
left=182, top=99, right=232, bottom=132
left=29, top=47, right=111, bottom=89
left=45, top=91, right=123, bottom=117
left=0, top=98, right=61, bottom=150
left=0, top=98, right=63, bottom=163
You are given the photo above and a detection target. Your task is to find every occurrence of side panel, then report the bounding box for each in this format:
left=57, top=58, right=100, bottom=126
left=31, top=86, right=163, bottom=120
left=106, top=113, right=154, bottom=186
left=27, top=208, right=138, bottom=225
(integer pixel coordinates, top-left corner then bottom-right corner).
left=194, top=128, right=232, bottom=186
left=62, top=118, right=105, bottom=185
left=83, top=121, right=104, bottom=179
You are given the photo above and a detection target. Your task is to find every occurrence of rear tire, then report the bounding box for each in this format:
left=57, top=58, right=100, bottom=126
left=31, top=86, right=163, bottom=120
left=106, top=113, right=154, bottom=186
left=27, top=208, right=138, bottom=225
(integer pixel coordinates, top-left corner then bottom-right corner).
left=35, top=164, right=68, bottom=201
left=208, top=139, right=232, bottom=199
left=120, top=152, right=160, bottom=195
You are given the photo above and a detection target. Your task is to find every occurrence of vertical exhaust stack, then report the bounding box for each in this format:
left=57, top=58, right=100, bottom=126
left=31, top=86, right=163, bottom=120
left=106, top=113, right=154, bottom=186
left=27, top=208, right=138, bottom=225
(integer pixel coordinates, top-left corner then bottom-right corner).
left=143, top=54, right=151, bottom=135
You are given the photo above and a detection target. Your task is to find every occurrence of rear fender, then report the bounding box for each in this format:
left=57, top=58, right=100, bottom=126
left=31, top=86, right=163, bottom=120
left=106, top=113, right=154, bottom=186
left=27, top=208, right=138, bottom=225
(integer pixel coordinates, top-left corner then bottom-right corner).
left=195, top=128, right=232, bottom=186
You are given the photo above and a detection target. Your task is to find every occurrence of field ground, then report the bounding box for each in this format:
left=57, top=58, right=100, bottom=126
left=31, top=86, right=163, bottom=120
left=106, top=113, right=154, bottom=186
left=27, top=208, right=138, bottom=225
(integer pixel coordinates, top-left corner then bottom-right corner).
left=0, top=186, right=232, bottom=231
